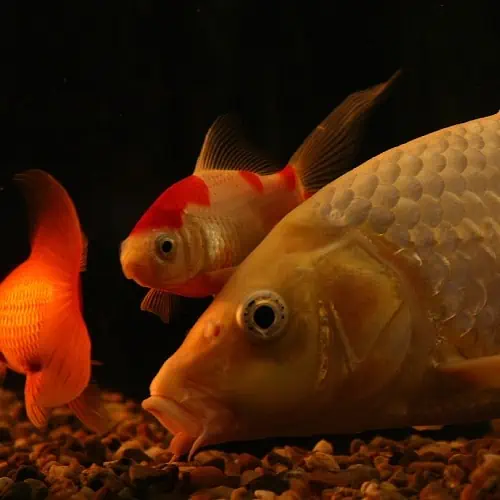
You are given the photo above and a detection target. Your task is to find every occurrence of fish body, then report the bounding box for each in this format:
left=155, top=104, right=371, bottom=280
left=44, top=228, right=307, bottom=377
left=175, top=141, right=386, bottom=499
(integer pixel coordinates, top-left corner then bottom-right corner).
left=142, top=110, right=500, bottom=460
left=122, top=166, right=303, bottom=298
left=120, top=70, right=402, bottom=322
left=0, top=169, right=111, bottom=433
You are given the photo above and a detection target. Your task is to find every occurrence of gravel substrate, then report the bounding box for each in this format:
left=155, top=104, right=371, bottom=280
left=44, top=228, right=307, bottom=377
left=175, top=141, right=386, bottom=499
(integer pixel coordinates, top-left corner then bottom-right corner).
left=1, top=389, right=500, bottom=499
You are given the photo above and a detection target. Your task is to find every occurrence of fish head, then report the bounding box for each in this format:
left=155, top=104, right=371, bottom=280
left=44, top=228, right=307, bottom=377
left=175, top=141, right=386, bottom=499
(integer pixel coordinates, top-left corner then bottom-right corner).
left=119, top=217, right=204, bottom=289
left=142, top=215, right=415, bottom=457
left=120, top=175, right=211, bottom=290
left=140, top=218, right=328, bottom=455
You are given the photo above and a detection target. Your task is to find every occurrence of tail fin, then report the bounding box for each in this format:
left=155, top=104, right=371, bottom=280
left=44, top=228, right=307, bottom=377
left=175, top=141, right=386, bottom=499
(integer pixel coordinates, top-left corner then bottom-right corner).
left=13, top=169, right=87, bottom=275
left=290, top=69, right=403, bottom=195
left=14, top=169, right=92, bottom=408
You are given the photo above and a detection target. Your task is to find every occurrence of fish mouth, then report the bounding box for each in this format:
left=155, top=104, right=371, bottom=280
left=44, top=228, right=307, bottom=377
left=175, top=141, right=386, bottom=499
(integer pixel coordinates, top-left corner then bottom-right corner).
left=142, top=386, right=239, bottom=461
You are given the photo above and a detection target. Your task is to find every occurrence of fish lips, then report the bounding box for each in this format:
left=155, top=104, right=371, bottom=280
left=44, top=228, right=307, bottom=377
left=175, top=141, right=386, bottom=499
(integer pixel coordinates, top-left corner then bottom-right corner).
left=142, top=395, right=201, bottom=437
left=142, top=389, right=240, bottom=457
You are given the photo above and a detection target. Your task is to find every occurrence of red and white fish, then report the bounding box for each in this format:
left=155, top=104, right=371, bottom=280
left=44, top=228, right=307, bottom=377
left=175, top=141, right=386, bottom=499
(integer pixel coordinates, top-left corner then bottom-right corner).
left=0, top=169, right=112, bottom=433
left=120, top=70, right=402, bottom=323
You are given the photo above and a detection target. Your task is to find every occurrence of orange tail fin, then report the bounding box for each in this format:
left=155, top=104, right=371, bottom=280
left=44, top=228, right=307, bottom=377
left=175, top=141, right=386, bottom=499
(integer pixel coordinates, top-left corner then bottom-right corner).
left=14, top=169, right=92, bottom=409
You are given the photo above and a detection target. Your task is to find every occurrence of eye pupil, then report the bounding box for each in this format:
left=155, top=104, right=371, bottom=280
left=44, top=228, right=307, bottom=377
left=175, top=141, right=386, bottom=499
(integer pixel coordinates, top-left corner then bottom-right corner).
left=253, top=304, right=276, bottom=330
left=161, top=239, right=173, bottom=254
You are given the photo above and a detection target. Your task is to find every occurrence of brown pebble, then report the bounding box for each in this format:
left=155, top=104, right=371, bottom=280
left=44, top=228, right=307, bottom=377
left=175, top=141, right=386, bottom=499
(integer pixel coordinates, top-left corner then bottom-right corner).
left=418, top=442, right=453, bottom=458
left=443, top=464, right=465, bottom=488
left=448, top=453, right=477, bottom=473
left=236, top=453, right=261, bottom=472
left=278, top=491, right=301, bottom=499
left=312, top=440, right=334, bottom=455
left=309, top=465, right=380, bottom=489
left=195, top=450, right=227, bottom=471
left=288, top=477, right=310, bottom=497
left=206, top=485, right=236, bottom=499
left=263, top=452, right=293, bottom=469
left=230, top=486, right=250, bottom=500
left=189, top=465, right=228, bottom=490
left=95, top=486, right=121, bottom=500
left=304, top=452, right=340, bottom=472
left=389, top=469, right=409, bottom=487
left=419, top=481, right=454, bottom=500
left=241, top=469, right=261, bottom=486
left=349, top=439, right=366, bottom=454
left=129, top=463, right=178, bottom=490
left=408, top=461, right=446, bottom=474
left=190, top=493, right=213, bottom=500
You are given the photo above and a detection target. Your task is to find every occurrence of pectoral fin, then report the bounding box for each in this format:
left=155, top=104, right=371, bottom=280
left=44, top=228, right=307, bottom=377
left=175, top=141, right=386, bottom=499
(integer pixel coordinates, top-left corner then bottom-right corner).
left=436, top=355, right=500, bottom=389
left=141, top=289, right=177, bottom=324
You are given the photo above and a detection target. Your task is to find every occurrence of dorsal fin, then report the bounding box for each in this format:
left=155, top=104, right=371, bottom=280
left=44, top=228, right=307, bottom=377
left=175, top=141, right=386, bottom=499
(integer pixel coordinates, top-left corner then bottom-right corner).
left=289, top=69, right=403, bottom=194
left=141, top=289, right=178, bottom=324
left=194, top=114, right=282, bottom=175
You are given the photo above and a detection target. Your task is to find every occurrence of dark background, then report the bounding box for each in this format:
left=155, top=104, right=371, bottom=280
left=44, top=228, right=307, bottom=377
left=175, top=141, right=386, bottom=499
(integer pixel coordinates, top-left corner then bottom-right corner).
left=0, top=0, right=499, bottom=403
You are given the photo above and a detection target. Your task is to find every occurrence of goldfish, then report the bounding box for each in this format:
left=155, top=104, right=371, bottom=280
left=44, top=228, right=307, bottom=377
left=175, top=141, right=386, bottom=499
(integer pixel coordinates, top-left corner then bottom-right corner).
left=142, top=109, right=500, bottom=460
left=120, top=70, right=402, bottom=323
left=0, top=169, right=111, bottom=433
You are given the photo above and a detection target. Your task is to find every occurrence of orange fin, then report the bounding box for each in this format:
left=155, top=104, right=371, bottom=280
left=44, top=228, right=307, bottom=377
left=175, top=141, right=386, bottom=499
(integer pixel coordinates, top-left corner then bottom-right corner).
left=140, top=289, right=178, bottom=324
left=412, top=425, right=444, bottom=432
left=25, top=373, right=50, bottom=429
left=289, top=69, right=402, bottom=193
left=13, top=169, right=86, bottom=273
left=193, top=115, right=282, bottom=175
left=67, top=383, right=114, bottom=434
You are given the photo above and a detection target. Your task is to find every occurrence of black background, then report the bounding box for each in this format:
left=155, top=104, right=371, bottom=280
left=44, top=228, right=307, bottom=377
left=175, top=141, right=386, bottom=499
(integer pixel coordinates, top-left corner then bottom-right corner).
left=0, top=0, right=499, bottom=404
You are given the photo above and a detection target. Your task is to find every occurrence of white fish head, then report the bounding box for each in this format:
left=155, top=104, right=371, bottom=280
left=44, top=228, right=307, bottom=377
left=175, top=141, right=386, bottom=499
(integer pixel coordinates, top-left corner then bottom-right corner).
left=119, top=218, right=203, bottom=290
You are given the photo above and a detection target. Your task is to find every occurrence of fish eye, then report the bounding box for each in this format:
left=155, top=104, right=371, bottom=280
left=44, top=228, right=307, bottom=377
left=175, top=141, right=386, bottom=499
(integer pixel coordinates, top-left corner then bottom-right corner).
left=155, top=235, right=175, bottom=259
left=236, top=290, right=288, bottom=342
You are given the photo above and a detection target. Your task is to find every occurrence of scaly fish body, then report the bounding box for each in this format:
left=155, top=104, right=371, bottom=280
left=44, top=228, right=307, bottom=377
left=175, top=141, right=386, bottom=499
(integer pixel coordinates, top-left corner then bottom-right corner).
left=120, top=70, right=402, bottom=322
left=0, top=169, right=111, bottom=433
left=142, top=110, right=500, bottom=460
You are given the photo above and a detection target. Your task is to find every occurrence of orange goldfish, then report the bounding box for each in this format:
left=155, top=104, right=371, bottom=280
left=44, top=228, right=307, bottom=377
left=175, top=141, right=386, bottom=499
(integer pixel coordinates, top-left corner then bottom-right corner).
left=0, top=169, right=111, bottom=433
left=120, top=70, right=402, bottom=323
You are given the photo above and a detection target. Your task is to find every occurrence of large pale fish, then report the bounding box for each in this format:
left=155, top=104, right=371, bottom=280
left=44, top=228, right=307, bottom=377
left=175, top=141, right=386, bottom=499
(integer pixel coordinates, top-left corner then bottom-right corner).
left=142, top=109, right=500, bottom=460
left=119, top=70, right=402, bottom=323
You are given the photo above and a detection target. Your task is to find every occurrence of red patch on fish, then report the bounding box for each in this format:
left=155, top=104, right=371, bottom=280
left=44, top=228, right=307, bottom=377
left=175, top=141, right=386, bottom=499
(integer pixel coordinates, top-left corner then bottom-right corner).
left=131, top=175, right=210, bottom=233
left=239, top=171, right=264, bottom=193
left=279, top=165, right=297, bottom=192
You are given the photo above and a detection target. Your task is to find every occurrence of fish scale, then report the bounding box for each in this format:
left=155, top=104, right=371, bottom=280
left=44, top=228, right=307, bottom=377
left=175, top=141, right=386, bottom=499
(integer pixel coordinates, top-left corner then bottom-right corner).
left=310, top=113, right=500, bottom=357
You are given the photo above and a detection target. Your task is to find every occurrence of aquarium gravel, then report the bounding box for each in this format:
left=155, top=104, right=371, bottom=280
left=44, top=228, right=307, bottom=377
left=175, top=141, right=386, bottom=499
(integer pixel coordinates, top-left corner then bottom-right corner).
left=0, top=389, right=500, bottom=499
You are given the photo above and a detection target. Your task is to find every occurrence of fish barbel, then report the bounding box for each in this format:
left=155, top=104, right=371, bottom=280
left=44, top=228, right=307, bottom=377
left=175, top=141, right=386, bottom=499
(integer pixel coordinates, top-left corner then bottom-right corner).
left=143, top=109, right=500, bottom=460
